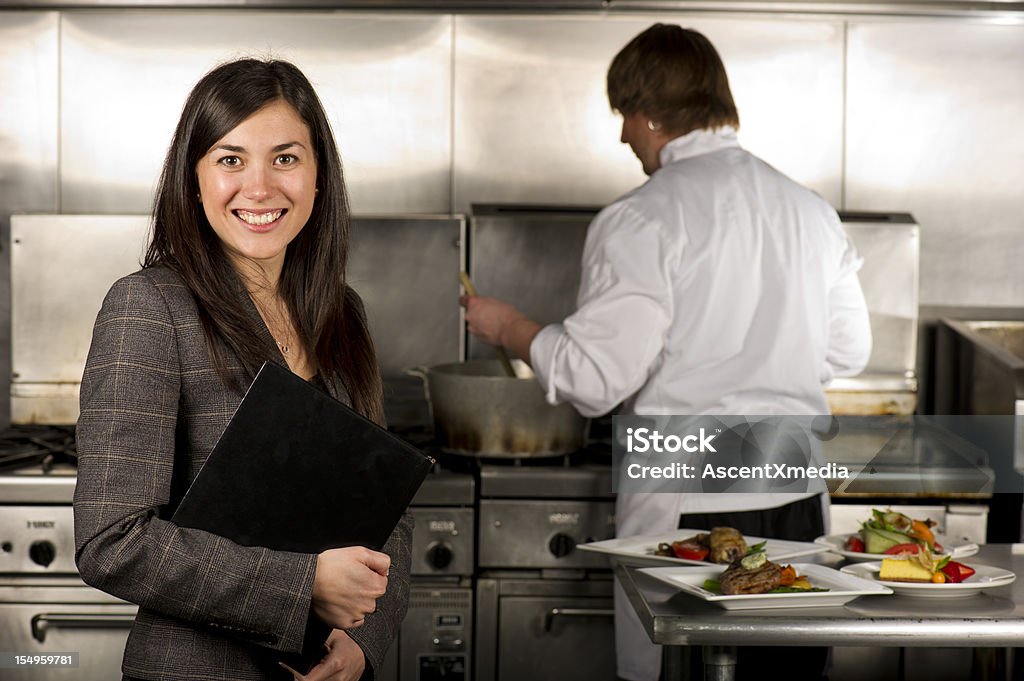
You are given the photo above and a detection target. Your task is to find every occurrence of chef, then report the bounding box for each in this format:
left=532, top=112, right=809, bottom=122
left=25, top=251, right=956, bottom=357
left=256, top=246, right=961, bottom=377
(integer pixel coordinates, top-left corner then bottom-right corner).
left=461, top=23, right=871, bottom=681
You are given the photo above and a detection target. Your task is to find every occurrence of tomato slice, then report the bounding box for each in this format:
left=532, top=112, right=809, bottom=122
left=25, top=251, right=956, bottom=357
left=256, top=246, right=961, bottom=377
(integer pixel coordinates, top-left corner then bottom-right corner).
left=844, top=536, right=866, bottom=553
left=883, top=543, right=921, bottom=555
left=672, top=541, right=710, bottom=561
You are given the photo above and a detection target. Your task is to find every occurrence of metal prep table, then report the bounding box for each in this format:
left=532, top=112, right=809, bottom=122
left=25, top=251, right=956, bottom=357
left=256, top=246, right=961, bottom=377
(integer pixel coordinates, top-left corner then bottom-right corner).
left=618, top=544, right=1024, bottom=681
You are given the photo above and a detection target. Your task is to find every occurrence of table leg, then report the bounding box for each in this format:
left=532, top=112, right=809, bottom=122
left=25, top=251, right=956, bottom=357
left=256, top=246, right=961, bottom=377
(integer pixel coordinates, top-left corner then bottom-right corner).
left=703, top=645, right=738, bottom=681
left=971, top=647, right=1006, bottom=681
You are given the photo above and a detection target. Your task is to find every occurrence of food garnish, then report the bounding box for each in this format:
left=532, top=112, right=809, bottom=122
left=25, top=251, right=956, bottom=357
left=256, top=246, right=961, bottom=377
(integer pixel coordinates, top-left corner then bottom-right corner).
left=849, top=509, right=944, bottom=555
left=878, top=545, right=976, bottom=584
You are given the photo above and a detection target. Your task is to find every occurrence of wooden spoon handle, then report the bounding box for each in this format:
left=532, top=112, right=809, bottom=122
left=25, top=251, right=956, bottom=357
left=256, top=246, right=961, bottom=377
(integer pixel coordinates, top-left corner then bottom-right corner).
left=458, top=271, right=478, bottom=297
left=459, top=271, right=517, bottom=378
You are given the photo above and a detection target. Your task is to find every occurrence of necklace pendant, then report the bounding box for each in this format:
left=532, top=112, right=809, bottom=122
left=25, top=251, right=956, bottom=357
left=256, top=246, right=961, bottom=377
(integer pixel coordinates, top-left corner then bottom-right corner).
left=277, top=341, right=290, bottom=355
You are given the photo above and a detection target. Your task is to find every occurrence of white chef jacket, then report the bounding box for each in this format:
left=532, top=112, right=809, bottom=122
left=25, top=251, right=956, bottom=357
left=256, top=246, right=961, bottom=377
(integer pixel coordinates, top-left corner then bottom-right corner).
left=529, top=126, right=871, bottom=681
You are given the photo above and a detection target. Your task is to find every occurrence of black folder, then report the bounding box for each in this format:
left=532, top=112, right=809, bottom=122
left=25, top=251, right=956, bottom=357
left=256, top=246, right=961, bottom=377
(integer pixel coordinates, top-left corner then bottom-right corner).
left=171, top=361, right=433, bottom=553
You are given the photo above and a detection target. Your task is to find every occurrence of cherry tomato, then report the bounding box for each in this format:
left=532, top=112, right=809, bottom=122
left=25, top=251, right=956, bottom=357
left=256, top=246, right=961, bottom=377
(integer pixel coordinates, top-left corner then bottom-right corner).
left=844, top=536, right=866, bottom=553
left=883, top=543, right=922, bottom=556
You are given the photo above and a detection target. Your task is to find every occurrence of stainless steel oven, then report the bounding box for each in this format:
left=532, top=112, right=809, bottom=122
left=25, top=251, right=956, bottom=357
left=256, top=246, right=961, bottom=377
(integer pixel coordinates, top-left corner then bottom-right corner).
left=472, top=454, right=616, bottom=681
left=0, top=575, right=136, bottom=680
left=373, top=437, right=477, bottom=681
left=0, top=471, right=137, bottom=681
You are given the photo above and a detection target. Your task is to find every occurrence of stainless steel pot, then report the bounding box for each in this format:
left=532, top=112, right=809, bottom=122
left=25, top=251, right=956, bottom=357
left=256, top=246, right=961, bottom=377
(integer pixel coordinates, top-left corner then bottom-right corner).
left=408, top=359, right=587, bottom=458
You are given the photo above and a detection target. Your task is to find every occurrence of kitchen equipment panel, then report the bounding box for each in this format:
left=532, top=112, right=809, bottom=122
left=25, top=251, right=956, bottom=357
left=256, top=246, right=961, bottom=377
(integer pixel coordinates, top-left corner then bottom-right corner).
left=10, top=215, right=149, bottom=424
left=479, top=499, right=614, bottom=570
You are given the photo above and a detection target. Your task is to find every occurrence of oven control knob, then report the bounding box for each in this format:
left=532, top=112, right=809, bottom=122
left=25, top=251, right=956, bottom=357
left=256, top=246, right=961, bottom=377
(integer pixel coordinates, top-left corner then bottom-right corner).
left=548, top=533, right=576, bottom=558
left=426, top=542, right=454, bottom=570
left=29, top=540, right=56, bottom=567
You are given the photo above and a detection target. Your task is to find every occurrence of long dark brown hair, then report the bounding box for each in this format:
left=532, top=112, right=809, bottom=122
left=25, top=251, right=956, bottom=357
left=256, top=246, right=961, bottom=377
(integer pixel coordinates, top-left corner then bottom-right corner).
left=146, top=58, right=384, bottom=424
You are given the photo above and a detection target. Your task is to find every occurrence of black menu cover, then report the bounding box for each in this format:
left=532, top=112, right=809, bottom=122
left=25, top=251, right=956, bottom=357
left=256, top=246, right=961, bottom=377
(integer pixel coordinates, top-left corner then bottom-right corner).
left=171, top=361, right=433, bottom=553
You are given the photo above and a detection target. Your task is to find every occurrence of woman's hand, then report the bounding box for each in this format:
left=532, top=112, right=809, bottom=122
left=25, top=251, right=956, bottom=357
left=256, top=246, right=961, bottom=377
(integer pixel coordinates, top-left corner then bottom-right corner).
left=281, top=629, right=366, bottom=681
left=311, top=547, right=389, bottom=630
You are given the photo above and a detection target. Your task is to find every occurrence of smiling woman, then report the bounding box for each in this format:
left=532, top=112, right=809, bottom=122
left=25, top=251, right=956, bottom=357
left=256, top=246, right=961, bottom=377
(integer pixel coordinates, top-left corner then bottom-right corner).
left=72, top=58, right=411, bottom=681
left=197, top=101, right=317, bottom=273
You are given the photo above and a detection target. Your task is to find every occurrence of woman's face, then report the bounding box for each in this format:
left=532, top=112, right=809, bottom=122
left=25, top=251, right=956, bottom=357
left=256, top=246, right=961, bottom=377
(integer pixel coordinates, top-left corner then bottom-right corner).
left=196, top=100, right=317, bottom=278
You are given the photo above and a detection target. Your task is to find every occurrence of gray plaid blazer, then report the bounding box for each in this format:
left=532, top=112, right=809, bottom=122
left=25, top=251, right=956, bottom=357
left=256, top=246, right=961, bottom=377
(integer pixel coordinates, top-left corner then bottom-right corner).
left=74, top=265, right=411, bottom=681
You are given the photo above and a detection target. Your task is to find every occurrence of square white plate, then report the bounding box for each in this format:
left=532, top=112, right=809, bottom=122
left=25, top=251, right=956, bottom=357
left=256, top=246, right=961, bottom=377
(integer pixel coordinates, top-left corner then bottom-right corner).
left=639, top=562, right=892, bottom=610
left=578, top=529, right=830, bottom=567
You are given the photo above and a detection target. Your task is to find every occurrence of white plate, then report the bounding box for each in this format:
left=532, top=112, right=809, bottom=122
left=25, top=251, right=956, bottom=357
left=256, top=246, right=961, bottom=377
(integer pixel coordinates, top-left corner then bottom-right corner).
left=578, top=529, right=830, bottom=567
left=814, top=533, right=980, bottom=562
left=639, top=562, right=892, bottom=610
left=840, top=562, right=1015, bottom=598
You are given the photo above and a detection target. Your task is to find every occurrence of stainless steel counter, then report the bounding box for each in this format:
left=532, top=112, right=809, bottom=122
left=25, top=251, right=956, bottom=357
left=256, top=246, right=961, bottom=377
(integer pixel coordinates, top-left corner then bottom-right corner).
left=618, top=545, right=1024, bottom=679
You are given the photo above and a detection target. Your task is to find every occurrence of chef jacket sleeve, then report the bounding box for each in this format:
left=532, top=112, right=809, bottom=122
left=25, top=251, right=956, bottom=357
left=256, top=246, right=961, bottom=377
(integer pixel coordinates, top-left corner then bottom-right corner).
left=74, top=272, right=316, bottom=654
left=531, top=201, right=675, bottom=417
left=825, top=229, right=872, bottom=379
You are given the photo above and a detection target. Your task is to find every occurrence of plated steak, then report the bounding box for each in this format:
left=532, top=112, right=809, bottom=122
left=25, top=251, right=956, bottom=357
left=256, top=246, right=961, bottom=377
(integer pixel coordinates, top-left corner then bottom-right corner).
left=719, top=553, right=783, bottom=595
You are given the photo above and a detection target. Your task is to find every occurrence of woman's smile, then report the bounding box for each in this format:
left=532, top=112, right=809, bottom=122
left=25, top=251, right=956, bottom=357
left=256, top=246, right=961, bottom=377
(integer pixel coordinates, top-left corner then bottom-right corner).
left=233, top=207, right=288, bottom=231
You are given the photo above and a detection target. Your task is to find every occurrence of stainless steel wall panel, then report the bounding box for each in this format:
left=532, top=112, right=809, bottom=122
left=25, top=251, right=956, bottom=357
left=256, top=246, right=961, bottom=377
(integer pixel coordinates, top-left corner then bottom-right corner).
left=841, top=217, right=920, bottom=378
left=453, top=14, right=844, bottom=212
left=846, top=20, right=1024, bottom=307
left=10, top=215, right=150, bottom=424
left=0, top=13, right=58, bottom=216
left=60, top=12, right=452, bottom=215
left=348, top=215, right=464, bottom=378
left=0, top=11, right=59, bottom=428
left=467, top=206, right=595, bottom=360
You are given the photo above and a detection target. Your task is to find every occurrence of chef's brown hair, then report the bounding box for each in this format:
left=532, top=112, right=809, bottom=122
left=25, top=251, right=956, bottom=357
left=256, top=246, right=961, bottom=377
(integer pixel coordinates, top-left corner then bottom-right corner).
left=607, top=24, right=740, bottom=136
left=146, top=58, right=384, bottom=424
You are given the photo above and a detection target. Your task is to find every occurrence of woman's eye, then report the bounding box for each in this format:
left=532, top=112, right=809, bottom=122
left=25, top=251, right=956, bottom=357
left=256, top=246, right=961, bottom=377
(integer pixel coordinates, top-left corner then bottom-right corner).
left=217, top=156, right=242, bottom=168
left=275, top=154, right=298, bottom=166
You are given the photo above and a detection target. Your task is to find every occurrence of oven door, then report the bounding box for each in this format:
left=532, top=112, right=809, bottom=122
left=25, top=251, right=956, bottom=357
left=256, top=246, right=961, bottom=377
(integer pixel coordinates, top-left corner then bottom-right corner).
left=0, top=582, right=137, bottom=680
left=476, top=577, right=615, bottom=681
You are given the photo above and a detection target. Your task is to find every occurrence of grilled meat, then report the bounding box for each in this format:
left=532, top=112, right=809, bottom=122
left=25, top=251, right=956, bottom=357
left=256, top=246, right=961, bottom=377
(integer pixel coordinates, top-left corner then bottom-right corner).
left=719, top=552, right=783, bottom=595
left=709, top=527, right=747, bottom=564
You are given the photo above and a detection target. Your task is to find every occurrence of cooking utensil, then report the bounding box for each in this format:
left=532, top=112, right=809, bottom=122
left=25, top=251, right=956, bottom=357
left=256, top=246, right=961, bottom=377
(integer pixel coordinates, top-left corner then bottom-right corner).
left=407, top=359, right=587, bottom=458
left=459, top=271, right=516, bottom=378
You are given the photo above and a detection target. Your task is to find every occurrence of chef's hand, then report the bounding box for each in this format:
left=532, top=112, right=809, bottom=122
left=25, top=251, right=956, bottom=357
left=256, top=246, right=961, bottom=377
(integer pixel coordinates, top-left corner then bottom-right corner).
left=460, top=295, right=543, bottom=362
left=281, top=629, right=366, bottom=681
left=459, top=295, right=526, bottom=347
left=311, top=547, right=389, bottom=630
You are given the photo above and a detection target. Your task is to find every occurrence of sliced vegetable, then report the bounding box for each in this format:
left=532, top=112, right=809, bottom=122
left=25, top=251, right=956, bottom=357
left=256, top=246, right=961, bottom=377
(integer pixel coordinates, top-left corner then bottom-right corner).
left=844, top=536, right=866, bottom=553
left=908, top=519, right=936, bottom=545
left=863, top=526, right=911, bottom=554
left=883, top=543, right=922, bottom=556
left=779, top=564, right=797, bottom=586
left=672, top=541, right=710, bottom=562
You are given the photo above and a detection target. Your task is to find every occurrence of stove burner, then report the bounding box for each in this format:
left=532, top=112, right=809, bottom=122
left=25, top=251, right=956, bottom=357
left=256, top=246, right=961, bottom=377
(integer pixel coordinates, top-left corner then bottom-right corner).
left=0, top=426, right=77, bottom=473
left=413, top=445, right=611, bottom=475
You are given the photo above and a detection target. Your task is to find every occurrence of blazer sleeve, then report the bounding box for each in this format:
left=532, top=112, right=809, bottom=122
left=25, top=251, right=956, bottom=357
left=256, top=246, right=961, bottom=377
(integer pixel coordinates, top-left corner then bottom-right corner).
left=346, top=512, right=413, bottom=677
left=73, top=272, right=318, bottom=654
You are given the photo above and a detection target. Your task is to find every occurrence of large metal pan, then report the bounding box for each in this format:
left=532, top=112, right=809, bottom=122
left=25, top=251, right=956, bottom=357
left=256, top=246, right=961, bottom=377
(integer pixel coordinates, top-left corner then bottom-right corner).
left=408, top=359, right=586, bottom=458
